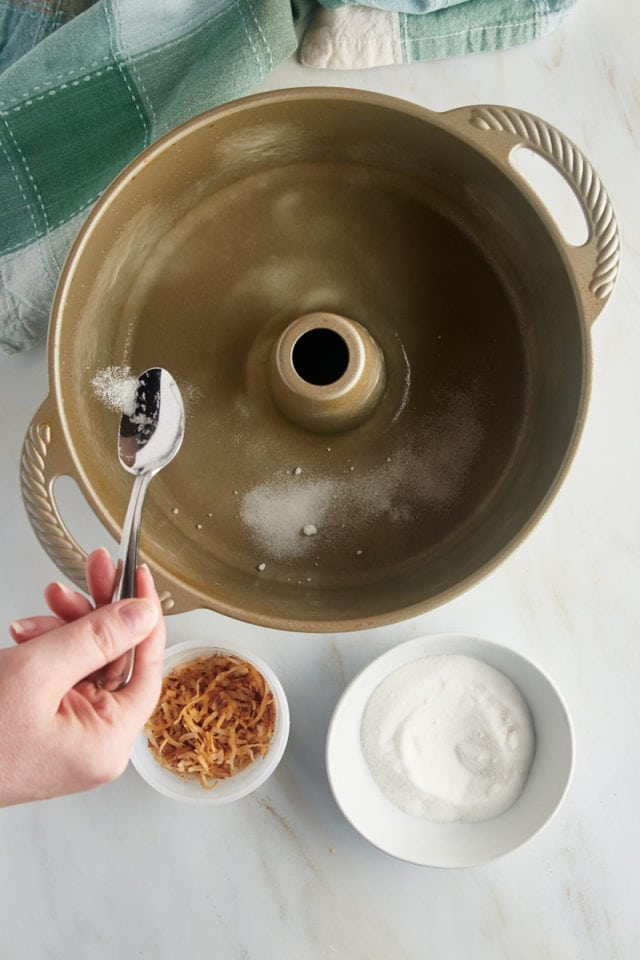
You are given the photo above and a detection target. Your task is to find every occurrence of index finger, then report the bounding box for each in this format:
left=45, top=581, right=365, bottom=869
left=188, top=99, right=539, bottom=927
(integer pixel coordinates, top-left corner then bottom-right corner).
left=86, top=547, right=117, bottom=607
left=44, top=549, right=116, bottom=622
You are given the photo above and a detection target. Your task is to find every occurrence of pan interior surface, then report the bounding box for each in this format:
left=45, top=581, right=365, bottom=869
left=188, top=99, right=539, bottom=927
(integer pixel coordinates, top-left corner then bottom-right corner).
left=55, top=94, right=585, bottom=628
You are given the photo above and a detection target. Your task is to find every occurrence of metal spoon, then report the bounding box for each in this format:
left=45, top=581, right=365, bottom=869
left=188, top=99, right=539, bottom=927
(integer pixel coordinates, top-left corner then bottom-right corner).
left=95, top=367, right=185, bottom=691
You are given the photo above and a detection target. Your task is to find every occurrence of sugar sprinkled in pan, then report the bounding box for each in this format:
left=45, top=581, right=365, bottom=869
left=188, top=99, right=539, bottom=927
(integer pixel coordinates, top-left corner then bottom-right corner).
left=239, top=389, right=484, bottom=563
left=91, top=365, right=138, bottom=416
left=240, top=477, right=333, bottom=558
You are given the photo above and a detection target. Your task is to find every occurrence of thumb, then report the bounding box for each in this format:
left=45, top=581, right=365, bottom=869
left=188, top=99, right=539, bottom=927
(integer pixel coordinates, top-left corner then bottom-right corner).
left=30, top=599, right=159, bottom=692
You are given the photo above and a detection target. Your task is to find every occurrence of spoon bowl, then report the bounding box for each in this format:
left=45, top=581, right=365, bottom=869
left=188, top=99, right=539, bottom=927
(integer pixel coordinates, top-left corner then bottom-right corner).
left=118, top=368, right=184, bottom=475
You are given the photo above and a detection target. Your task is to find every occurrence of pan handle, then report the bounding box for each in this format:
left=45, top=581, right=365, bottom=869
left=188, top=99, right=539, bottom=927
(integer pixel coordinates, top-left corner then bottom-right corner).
left=21, top=397, right=88, bottom=591
left=446, top=104, right=620, bottom=326
left=21, top=397, right=182, bottom=614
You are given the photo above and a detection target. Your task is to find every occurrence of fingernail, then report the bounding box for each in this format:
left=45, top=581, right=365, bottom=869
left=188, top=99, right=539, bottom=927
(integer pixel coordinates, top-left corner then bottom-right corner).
left=117, top=599, right=157, bottom=633
left=10, top=618, right=37, bottom=637
left=53, top=581, right=72, bottom=595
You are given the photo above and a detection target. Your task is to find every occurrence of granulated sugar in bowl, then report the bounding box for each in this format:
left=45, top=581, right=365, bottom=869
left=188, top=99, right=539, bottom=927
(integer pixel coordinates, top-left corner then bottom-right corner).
left=360, top=654, right=536, bottom=824
left=326, top=634, right=573, bottom=867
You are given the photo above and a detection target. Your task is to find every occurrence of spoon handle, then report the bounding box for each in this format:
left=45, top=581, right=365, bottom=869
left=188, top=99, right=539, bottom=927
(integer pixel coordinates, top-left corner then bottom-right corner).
left=113, top=471, right=152, bottom=602
left=94, top=471, right=152, bottom=691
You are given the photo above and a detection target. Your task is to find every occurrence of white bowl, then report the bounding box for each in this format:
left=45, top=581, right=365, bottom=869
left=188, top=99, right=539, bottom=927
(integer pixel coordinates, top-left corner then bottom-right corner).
left=326, top=634, right=574, bottom=867
left=131, top=640, right=290, bottom=804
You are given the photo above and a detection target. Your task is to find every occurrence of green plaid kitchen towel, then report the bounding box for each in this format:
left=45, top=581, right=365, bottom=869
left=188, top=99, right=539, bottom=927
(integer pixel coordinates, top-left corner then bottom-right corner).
left=300, top=0, right=576, bottom=69
left=0, top=0, right=576, bottom=355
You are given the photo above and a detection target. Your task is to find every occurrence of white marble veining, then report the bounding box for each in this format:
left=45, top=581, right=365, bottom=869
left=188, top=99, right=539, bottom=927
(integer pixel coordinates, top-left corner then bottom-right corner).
left=1, top=1, right=639, bottom=956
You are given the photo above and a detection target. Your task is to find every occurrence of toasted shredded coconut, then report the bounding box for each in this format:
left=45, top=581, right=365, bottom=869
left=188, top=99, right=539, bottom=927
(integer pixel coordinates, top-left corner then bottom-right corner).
left=145, top=654, right=276, bottom=788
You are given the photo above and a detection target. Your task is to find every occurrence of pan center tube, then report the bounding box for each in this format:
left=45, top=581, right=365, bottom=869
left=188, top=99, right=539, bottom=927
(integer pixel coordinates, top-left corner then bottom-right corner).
left=267, top=312, right=386, bottom=433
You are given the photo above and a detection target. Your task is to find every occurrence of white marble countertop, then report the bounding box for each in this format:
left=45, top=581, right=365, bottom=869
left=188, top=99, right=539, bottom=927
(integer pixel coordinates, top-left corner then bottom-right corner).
left=1, top=1, right=638, bottom=956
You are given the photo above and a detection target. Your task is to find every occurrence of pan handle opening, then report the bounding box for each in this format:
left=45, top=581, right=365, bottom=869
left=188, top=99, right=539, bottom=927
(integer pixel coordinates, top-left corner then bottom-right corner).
left=510, top=146, right=589, bottom=247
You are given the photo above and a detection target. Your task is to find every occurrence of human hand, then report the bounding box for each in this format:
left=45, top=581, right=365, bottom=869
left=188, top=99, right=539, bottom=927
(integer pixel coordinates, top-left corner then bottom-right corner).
left=1, top=549, right=166, bottom=807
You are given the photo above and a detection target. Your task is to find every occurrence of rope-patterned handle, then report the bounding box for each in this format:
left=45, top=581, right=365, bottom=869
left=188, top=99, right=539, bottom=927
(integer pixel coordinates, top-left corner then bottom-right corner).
left=21, top=421, right=88, bottom=589
left=469, top=106, right=620, bottom=301
left=21, top=419, right=176, bottom=612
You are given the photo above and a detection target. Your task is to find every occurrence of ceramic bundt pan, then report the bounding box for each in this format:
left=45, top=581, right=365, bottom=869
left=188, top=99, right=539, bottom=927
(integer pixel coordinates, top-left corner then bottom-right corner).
left=22, top=89, right=619, bottom=631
